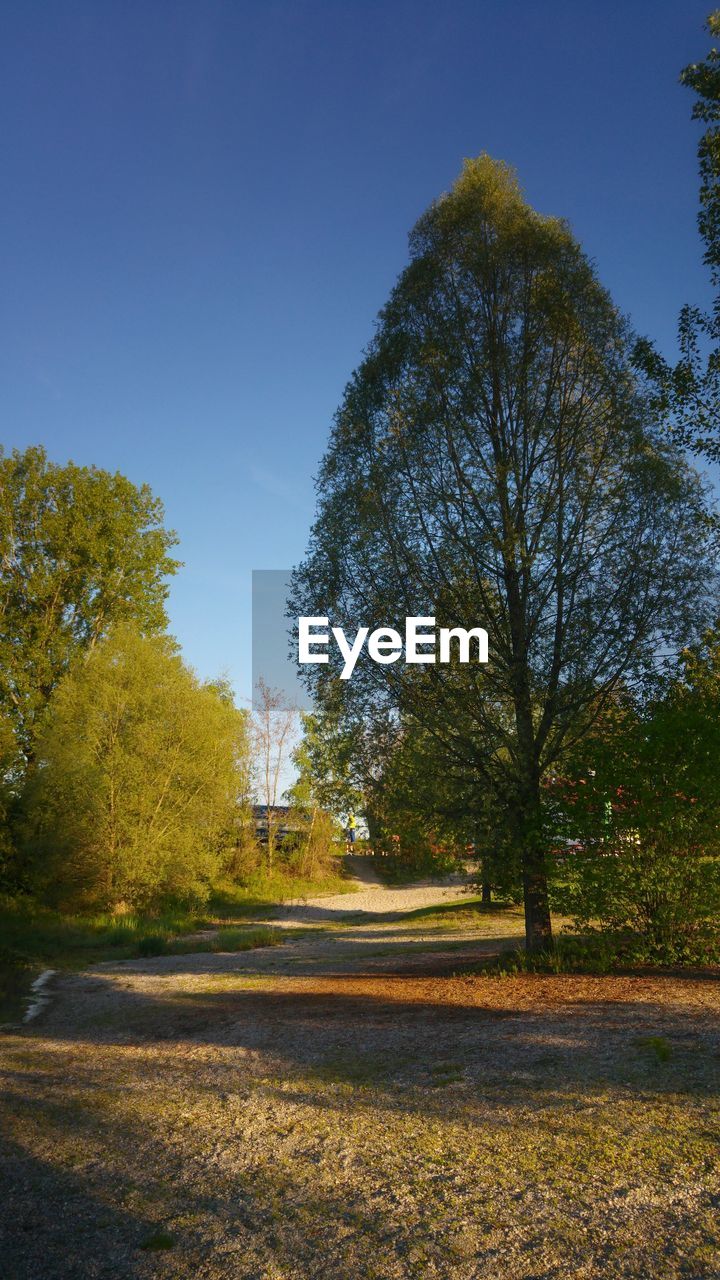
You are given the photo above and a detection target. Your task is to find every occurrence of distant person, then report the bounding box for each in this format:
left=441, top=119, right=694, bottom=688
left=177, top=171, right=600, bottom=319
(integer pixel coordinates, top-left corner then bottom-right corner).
left=346, top=812, right=357, bottom=851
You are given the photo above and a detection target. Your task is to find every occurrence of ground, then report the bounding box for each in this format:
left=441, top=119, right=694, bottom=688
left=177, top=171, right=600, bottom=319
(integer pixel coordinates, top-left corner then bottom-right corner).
left=1, top=859, right=719, bottom=1279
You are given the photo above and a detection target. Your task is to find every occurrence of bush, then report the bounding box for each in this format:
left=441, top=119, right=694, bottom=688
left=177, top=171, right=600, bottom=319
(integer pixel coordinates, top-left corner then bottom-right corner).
left=280, top=807, right=339, bottom=880
left=555, top=845, right=720, bottom=965
left=493, top=935, right=616, bottom=976
left=548, top=669, right=720, bottom=965
left=491, top=927, right=720, bottom=976
left=373, top=841, right=462, bottom=884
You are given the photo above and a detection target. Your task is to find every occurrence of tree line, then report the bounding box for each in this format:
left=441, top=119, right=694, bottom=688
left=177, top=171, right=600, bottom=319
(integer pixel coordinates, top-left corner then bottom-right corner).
left=0, top=447, right=337, bottom=914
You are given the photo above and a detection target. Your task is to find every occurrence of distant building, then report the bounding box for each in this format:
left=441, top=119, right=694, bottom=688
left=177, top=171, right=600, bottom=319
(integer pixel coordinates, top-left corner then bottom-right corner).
left=252, top=804, right=304, bottom=844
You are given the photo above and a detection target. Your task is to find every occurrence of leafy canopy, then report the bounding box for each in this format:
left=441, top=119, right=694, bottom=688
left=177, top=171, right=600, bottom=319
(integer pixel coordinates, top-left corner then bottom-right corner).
left=292, top=155, right=717, bottom=948
left=0, top=445, right=179, bottom=756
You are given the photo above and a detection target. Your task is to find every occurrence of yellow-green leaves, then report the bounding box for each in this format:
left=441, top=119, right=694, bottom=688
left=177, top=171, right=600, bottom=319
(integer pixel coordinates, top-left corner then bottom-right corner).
left=21, top=626, right=249, bottom=911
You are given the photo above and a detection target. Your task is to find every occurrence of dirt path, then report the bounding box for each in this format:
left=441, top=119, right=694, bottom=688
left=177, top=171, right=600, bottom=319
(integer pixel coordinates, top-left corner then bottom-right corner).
left=273, top=855, right=483, bottom=923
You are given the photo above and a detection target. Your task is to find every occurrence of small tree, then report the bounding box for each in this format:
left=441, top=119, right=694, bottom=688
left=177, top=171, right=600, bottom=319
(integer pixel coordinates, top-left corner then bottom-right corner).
left=21, top=626, right=248, bottom=910
left=287, top=709, right=363, bottom=816
left=252, top=679, right=297, bottom=870
left=283, top=714, right=347, bottom=879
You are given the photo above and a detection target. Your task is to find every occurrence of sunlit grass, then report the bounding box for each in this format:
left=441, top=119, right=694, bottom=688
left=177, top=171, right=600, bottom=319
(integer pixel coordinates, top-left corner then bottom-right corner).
left=208, top=864, right=358, bottom=919
left=0, top=860, right=357, bottom=1000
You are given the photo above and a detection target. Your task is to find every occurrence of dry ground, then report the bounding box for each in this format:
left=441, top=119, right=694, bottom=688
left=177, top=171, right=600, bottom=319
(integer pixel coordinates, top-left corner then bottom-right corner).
left=1, top=864, right=719, bottom=1279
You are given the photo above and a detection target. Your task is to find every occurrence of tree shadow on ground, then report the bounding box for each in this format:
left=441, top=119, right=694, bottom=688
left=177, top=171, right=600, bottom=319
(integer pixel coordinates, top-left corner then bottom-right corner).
left=19, top=968, right=720, bottom=1105
left=0, top=1132, right=179, bottom=1280
left=4, top=968, right=720, bottom=1279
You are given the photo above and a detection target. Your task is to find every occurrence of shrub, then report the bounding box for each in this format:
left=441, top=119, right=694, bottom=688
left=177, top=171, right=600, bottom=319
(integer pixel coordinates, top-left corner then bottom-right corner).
left=556, top=844, right=720, bottom=964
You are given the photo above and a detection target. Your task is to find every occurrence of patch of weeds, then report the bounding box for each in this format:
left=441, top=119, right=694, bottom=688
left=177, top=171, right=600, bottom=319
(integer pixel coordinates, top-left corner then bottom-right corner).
left=491, top=935, right=615, bottom=975
left=165, top=925, right=283, bottom=955
left=205, top=972, right=270, bottom=987
left=313, top=1049, right=414, bottom=1086
left=208, top=866, right=357, bottom=918
left=0, top=954, right=38, bottom=1026
left=139, top=1229, right=176, bottom=1251
left=428, top=1060, right=465, bottom=1088
left=135, top=933, right=169, bottom=957
left=637, top=1035, right=672, bottom=1063
left=401, top=899, right=522, bottom=929
left=212, top=926, right=282, bottom=952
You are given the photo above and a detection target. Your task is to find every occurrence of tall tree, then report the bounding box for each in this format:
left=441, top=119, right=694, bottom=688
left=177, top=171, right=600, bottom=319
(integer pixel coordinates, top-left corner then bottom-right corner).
left=635, top=10, right=720, bottom=456
left=0, top=446, right=179, bottom=759
left=292, top=156, right=716, bottom=951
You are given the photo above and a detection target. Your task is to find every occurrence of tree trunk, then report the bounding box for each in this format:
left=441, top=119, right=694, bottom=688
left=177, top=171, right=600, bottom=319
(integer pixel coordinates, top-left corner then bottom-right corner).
left=516, top=776, right=553, bottom=953
left=480, top=859, right=492, bottom=906
left=522, top=843, right=553, bottom=953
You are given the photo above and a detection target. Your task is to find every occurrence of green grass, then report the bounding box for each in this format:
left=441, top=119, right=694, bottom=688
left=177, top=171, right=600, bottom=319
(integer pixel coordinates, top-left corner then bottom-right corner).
left=0, top=896, right=214, bottom=972
left=637, top=1034, right=673, bottom=1063
left=207, top=864, right=358, bottom=919
left=0, top=862, right=357, bottom=1016
left=146, top=925, right=284, bottom=956
left=0, top=902, right=286, bottom=1020
left=395, top=897, right=521, bottom=928
left=139, top=1230, right=176, bottom=1251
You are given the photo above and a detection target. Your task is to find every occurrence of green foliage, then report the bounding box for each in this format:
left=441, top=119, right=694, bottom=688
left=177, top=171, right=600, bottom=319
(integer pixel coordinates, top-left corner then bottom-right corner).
left=0, top=445, right=179, bottom=759
left=550, top=643, right=720, bottom=961
left=634, top=12, right=720, bottom=457
left=280, top=808, right=339, bottom=880
left=287, top=709, right=364, bottom=816
left=363, top=725, right=467, bottom=880
left=682, top=10, right=720, bottom=281
left=19, top=625, right=249, bottom=911
left=493, top=935, right=620, bottom=976
left=210, top=926, right=281, bottom=952
left=373, top=846, right=460, bottom=884
left=139, top=1231, right=176, bottom=1252
left=282, top=711, right=350, bottom=879
left=136, top=933, right=169, bottom=957
left=207, top=866, right=356, bottom=918
left=0, top=895, right=206, bottom=975
left=0, top=710, right=21, bottom=888
left=637, top=1035, right=672, bottom=1064
left=557, top=845, right=720, bottom=964
left=0, top=895, right=288, bottom=990
left=134, top=925, right=282, bottom=957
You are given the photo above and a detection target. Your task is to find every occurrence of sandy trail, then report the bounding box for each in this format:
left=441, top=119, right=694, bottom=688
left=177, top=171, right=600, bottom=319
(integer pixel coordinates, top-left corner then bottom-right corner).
left=272, top=854, right=480, bottom=923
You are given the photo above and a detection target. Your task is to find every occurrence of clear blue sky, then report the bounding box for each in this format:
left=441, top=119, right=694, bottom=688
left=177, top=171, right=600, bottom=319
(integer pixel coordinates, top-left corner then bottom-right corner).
left=0, top=0, right=713, bottom=708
